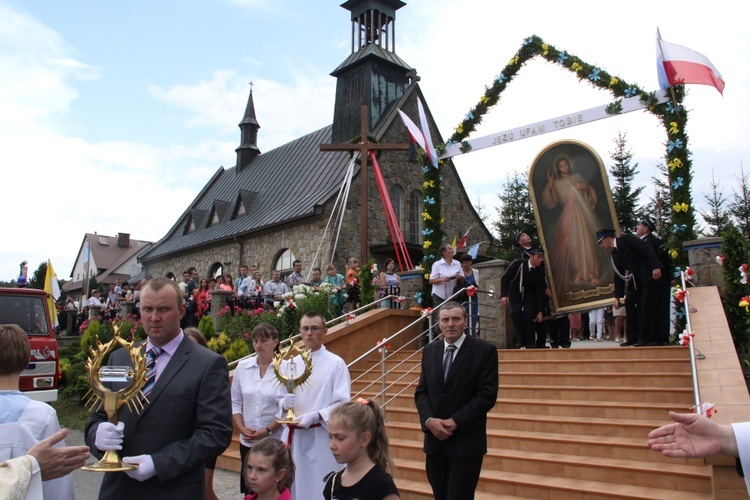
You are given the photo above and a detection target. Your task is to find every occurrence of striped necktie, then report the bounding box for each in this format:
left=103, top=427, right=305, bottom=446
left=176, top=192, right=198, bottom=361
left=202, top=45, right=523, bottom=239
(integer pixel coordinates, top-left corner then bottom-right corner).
left=143, top=346, right=163, bottom=398
left=443, top=344, right=457, bottom=381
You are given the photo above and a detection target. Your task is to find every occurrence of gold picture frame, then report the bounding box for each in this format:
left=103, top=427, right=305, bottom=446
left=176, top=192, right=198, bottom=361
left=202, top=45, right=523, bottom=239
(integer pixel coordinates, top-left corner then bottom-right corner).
left=529, top=140, right=619, bottom=313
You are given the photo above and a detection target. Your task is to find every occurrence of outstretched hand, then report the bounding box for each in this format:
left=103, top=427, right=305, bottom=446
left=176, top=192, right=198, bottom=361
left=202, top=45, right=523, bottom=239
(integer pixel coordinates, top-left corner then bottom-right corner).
left=647, top=411, right=738, bottom=459
left=27, top=428, right=90, bottom=480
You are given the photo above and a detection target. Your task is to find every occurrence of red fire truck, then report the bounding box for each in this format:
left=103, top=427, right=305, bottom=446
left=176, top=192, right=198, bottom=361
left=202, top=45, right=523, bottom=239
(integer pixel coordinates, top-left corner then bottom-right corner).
left=0, top=287, right=59, bottom=401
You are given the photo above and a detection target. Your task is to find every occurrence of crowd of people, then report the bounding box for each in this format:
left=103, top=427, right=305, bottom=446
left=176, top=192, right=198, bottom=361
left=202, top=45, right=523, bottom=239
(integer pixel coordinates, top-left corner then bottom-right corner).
left=498, top=215, right=673, bottom=349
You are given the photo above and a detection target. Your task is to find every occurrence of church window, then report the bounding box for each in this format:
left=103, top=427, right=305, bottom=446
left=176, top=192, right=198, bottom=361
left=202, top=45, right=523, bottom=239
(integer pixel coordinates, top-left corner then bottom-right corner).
left=165, top=272, right=175, bottom=281
left=274, top=249, right=296, bottom=278
left=389, top=185, right=405, bottom=234
left=234, top=196, right=246, bottom=219
left=209, top=262, right=223, bottom=279
left=208, top=207, right=219, bottom=227
left=408, top=190, right=422, bottom=244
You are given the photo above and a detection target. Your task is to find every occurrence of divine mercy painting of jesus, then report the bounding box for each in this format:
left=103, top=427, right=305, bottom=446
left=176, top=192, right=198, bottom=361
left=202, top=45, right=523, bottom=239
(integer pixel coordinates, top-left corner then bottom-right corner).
left=529, top=140, right=620, bottom=313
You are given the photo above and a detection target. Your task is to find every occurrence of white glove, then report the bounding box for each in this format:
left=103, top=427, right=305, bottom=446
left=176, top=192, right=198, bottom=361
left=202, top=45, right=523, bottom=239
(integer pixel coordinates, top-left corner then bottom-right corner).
left=95, top=422, right=124, bottom=451
left=297, top=412, right=320, bottom=429
left=123, top=454, right=156, bottom=481
left=280, top=394, right=297, bottom=410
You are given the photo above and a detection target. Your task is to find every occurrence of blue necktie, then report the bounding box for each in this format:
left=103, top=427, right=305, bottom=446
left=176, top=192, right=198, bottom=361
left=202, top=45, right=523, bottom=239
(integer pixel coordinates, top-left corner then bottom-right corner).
left=443, top=344, right=457, bottom=381
left=143, top=347, right=163, bottom=398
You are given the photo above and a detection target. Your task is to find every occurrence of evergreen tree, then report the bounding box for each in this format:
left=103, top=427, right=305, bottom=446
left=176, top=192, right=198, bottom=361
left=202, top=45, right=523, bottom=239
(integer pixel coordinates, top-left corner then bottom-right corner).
left=28, top=261, right=47, bottom=290
left=493, top=171, right=535, bottom=260
left=641, top=162, right=671, bottom=234
left=729, top=164, right=750, bottom=240
left=719, top=224, right=750, bottom=357
left=699, top=168, right=731, bottom=237
left=608, top=132, right=644, bottom=233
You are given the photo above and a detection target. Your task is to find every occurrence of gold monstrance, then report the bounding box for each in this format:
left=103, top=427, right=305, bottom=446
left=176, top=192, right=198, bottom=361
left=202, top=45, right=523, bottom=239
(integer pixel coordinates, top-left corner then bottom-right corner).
left=81, top=326, right=149, bottom=472
left=272, top=342, right=313, bottom=425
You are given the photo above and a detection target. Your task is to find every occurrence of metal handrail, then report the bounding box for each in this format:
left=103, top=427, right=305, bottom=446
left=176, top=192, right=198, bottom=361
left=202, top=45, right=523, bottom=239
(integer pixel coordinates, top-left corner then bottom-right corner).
left=226, top=294, right=415, bottom=369
left=681, top=271, right=703, bottom=414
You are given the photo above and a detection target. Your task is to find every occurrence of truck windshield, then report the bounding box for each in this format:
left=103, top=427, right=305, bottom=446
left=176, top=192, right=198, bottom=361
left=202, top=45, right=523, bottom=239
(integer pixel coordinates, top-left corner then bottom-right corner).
left=0, top=295, right=50, bottom=335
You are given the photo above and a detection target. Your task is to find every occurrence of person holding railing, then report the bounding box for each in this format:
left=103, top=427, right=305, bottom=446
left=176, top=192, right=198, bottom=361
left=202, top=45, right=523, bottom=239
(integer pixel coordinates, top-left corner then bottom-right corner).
left=378, top=259, right=401, bottom=309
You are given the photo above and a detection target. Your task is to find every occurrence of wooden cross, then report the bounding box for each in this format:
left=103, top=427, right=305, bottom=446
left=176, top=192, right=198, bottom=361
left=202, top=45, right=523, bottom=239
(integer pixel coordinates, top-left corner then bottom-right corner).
left=320, top=105, right=410, bottom=265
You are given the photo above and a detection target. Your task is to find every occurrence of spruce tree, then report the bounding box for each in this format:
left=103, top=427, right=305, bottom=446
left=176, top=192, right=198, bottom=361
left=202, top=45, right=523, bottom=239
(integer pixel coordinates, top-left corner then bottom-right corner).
left=608, top=132, right=644, bottom=233
left=699, top=168, right=731, bottom=237
left=642, top=162, right=671, bottom=234
left=730, top=164, right=750, bottom=240
left=493, top=171, right=535, bottom=260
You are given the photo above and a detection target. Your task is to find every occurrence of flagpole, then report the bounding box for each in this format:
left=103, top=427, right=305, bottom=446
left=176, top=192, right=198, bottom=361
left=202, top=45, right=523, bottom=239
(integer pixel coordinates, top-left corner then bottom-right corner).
left=657, top=27, right=681, bottom=117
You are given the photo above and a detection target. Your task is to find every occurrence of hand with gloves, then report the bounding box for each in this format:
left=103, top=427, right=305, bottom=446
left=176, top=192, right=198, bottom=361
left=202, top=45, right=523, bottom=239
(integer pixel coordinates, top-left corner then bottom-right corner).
left=95, top=422, right=124, bottom=451
left=296, top=412, right=320, bottom=429
left=122, top=455, right=156, bottom=481
left=280, top=394, right=297, bottom=410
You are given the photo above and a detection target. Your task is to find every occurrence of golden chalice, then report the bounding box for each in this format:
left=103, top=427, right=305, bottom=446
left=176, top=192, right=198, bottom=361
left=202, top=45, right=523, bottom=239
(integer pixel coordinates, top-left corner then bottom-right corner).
left=272, top=342, right=313, bottom=425
left=81, top=326, right=149, bottom=472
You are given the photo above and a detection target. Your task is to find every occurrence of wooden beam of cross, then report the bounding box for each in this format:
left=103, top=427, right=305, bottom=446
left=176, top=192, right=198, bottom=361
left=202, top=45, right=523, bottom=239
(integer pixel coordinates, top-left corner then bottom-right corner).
left=320, top=105, right=410, bottom=264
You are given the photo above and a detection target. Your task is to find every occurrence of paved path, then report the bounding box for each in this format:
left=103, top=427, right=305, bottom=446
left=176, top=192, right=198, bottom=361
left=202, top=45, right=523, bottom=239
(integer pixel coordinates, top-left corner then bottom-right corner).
left=67, top=429, right=241, bottom=500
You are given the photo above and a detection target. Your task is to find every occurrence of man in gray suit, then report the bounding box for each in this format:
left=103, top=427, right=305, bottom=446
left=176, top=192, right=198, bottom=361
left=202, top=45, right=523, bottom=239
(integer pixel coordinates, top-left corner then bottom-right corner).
left=85, top=277, right=233, bottom=499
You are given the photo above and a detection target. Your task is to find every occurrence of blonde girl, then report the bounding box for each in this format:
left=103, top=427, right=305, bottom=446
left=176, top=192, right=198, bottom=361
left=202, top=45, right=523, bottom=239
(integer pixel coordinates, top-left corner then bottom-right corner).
left=243, top=437, right=295, bottom=500
left=324, top=399, right=399, bottom=499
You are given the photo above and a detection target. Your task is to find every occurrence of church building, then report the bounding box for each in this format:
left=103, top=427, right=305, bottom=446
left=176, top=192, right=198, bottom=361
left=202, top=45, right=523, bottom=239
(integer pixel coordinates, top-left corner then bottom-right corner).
left=139, top=0, right=491, bottom=280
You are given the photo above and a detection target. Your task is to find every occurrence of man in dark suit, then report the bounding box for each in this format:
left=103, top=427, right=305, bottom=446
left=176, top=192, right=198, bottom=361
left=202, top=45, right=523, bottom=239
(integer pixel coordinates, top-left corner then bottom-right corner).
left=414, top=301, right=498, bottom=500
left=85, top=277, right=233, bottom=499
left=636, top=216, right=673, bottom=345
left=500, top=247, right=549, bottom=349
left=596, top=229, right=663, bottom=347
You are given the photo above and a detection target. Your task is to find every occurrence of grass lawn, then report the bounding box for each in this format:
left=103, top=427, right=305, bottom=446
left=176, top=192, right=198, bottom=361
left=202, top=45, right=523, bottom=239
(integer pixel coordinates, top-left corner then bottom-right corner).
left=51, top=395, right=91, bottom=431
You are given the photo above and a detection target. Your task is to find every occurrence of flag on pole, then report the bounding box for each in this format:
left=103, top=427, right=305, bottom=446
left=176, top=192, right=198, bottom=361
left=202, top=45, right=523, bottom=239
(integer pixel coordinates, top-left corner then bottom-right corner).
left=44, top=259, right=61, bottom=328
left=656, top=29, right=725, bottom=95
left=451, top=235, right=457, bottom=249
left=457, top=226, right=472, bottom=249
left=417, top=98, right=438, bottom=168
left=467, top=243, right=480, bottom=259
left=397, top=98, right=439, bottom=168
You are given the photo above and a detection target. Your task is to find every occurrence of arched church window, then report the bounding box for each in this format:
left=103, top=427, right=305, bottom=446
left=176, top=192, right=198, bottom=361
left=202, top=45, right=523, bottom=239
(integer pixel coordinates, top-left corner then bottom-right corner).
left=165, top=272, right=175, bottom=281
left=274, top=249, right=296, bottom=279
left=209, top=262, right=223, bottom=279
left=408, top=190, right=422, bottom=244
left=389, top=184, right=405, bottom=233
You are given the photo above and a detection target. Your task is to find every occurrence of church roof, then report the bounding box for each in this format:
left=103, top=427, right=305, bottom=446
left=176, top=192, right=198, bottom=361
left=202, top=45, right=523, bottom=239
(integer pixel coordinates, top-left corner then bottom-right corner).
left=140, top=125, right=353, bottom=262
left=331, top=43, right=412, bottom=77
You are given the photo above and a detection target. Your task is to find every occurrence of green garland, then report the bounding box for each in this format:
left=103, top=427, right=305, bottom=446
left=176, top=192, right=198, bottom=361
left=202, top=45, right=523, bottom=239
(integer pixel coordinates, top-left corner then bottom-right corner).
left=423, top=34, right=695, bottom=271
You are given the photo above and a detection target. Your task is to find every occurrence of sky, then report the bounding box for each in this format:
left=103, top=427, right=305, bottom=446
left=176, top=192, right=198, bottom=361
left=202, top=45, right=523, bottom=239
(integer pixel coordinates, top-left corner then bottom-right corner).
left=1, top=0, right=747, bottom=283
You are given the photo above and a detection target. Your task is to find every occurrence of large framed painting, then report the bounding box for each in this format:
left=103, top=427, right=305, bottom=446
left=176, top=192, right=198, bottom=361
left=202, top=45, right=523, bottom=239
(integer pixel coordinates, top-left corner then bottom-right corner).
left=528, top=140, right=619, bottom=313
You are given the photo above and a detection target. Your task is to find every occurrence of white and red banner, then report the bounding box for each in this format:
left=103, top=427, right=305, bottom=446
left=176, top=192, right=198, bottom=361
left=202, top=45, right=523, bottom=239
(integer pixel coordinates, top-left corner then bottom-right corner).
left=657, top=29, right=725, bottom=95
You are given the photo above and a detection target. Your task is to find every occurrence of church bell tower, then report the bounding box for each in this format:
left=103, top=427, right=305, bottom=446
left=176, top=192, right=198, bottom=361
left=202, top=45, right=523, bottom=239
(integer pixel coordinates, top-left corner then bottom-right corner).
left=331, top=0, right=415, bottom=143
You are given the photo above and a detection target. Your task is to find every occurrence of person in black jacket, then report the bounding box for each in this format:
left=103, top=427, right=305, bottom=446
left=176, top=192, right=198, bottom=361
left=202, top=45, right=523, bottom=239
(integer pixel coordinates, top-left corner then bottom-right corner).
left=636, top=217, right=673, bottom=345
left=500, top=247, right=549, bottom=349
left=596, top=229, right=663, bottom=347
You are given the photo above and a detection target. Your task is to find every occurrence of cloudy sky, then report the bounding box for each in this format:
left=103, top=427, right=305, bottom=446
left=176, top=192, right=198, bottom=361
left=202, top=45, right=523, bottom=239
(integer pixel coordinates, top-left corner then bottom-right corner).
left=1, top=0, right=746, bottom=283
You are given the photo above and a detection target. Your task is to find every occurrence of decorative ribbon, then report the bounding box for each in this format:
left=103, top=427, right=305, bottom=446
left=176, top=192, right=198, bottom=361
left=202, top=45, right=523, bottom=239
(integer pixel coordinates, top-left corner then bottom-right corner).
left=716, top=254, right=726, bottom=267
left=467, top=285, right=477, bottom=297
left=673, top=202, right=689, bottom=213
left=673, top=224, right=686, bottom=233
left=376, top=338, right=391, bottom=353
left=624, top=87, right=637, bottom=98
left=740, top=296, right=750, bottom=312
left=672, top=177, right=684, bottom=189
left=588, top=69, right=601, bottom=81
left=668, top=122, right=680, bottom=134
left=668, top=158, right=683, bottom=171
left=691, top=402, right=717, bottom=418
left=609, top=76, right=618, bottom=87
left=571, top=62, right=582, bottom=72
left=679, top=330, right=695, bottom=346
left=421, top=307, right=433, bottom=317
left=424, top=196, right=435, bottom=205
left=556, top=51, right=567, bottom=64
left=667, top=139, right=683, bottom=152
left=740, top=264, right=749, bottom=285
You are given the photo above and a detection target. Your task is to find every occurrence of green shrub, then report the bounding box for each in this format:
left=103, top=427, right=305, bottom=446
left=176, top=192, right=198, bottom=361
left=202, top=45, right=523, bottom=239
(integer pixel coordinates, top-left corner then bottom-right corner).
left=223, top=338, right=251, bottom=363
left=198, top=315, right=216, bottom=340
left=207, top=333, right=231, bottom=354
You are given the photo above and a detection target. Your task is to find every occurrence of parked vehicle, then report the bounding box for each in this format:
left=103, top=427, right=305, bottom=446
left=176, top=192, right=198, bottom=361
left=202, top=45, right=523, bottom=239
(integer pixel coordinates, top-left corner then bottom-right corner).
left=0, top=287, right=59, bottom=401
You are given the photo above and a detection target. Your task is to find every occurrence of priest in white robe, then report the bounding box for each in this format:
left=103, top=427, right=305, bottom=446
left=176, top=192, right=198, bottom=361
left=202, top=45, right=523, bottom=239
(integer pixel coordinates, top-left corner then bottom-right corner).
left=280, top=312, right=351, bottom=499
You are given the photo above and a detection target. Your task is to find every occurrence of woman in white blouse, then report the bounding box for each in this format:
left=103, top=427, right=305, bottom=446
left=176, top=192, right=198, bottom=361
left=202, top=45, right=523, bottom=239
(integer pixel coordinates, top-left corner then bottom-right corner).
left=231, top=323, right=286, bottom=495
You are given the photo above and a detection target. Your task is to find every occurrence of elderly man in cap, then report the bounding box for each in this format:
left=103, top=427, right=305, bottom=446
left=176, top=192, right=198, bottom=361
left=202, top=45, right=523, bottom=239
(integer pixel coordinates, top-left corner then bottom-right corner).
left=515, top=231, right=533, bottom=259
left=501, top=246, right=549, bottom=349
left=597, top=229, right=663, bottom=347
left=636, top=216, right=673, bottom=345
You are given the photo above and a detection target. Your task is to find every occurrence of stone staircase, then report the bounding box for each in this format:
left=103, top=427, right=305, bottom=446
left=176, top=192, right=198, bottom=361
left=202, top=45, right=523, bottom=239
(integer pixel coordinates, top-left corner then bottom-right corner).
left=354, top=346, right=714, bottom=499
left=219, top=287, right=750, bottom=498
